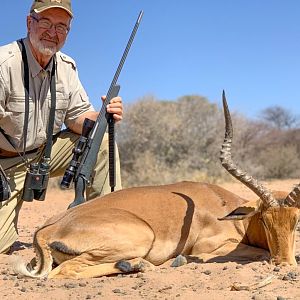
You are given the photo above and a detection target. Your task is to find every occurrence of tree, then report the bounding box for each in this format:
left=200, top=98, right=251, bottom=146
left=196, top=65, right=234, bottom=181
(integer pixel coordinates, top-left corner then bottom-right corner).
left=260, top=106, right=298, bottom=130
left=116, top=96, right=300, bottom=187
left=117, top=95, right=224, bottom=187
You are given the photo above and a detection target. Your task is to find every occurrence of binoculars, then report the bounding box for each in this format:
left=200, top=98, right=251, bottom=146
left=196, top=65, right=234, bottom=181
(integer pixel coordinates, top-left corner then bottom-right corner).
left=22, top=161, right=50, bottom=201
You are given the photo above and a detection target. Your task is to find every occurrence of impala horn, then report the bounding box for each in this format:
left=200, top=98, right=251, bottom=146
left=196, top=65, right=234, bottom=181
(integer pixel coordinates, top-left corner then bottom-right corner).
left=219, top=90, right=278, bottom=208
left=284, top=184, right=300, bottom=208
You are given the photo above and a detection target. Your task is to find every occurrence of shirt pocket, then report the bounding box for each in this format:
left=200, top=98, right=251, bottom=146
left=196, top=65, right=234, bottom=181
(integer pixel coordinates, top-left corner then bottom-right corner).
left=5, top=96, right=34, bottom=141
left=49, top=92, right=69, bottom=134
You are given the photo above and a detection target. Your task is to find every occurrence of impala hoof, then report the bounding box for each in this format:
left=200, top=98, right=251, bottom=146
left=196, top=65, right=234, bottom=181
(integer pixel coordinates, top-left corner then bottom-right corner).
left=115, top=260, right=133, bottom=272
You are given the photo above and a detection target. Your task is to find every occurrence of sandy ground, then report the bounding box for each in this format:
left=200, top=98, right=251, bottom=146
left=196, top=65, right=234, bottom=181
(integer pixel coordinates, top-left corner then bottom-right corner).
left=0, top=179, right=300, bottom=300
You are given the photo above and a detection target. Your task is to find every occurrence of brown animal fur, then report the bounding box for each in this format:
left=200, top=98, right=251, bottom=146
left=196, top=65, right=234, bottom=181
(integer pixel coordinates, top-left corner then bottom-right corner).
left=12, top=93, right=300, bottom=278
left=12, top=182, right=300, bottom=279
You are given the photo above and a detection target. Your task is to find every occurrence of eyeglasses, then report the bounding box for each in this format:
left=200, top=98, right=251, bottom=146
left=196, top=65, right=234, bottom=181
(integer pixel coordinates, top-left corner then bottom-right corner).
left=31, top=15, right=70, bottom=35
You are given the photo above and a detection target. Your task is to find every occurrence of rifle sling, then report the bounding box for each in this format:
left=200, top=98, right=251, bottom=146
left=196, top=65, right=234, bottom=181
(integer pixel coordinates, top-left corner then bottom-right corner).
left=108, top=114, right=116, bottom=192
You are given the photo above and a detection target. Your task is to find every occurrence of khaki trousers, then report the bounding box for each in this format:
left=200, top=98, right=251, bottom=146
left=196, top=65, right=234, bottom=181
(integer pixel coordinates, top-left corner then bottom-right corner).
left=0, top=130, right=121, bottom=253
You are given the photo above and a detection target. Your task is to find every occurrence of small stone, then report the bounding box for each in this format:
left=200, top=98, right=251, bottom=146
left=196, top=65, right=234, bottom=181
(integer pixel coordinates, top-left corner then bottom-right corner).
left=171, top=255, right=187, bottom=267
left=64, top=283, right=77, bottom=289
left=37, top=282, right=45, bottom=287
left=287, top=271, right=298, bottom=279
left=282, top=275, right=290, bottom=281
left=158, top=286, right=172, bottom=292
left=79, top=282, right=87, bottom=287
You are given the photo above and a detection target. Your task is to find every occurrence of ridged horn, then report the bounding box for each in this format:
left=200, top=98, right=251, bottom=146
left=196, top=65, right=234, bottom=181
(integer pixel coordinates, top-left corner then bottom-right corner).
left=219, top=90, right=278, bottom=208
left=284, top=184, right=300, bottom=207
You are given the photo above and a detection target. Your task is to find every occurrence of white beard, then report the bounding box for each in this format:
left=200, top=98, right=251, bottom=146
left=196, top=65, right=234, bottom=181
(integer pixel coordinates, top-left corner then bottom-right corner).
left=29, top=34, right=58, bottom=56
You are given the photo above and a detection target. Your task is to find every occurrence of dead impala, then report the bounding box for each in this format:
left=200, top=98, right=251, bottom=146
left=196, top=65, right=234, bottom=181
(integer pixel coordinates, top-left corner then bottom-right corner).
left=13, top=92, right=300, bottom=279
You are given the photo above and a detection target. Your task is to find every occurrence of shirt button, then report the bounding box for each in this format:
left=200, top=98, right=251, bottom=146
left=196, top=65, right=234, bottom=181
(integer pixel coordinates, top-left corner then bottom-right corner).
left=41, top=71, right=46, bottom=79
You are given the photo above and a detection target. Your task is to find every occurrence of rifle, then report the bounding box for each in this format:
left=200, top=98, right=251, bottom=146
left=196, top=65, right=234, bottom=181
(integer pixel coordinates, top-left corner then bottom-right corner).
left=61, top=10, right=144, bottom=208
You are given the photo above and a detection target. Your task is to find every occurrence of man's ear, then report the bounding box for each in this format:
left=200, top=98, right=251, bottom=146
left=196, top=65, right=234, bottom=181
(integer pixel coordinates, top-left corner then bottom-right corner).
left=27, top=15, right=32, bottom=32
left=218, top=199, right=261, bottom=221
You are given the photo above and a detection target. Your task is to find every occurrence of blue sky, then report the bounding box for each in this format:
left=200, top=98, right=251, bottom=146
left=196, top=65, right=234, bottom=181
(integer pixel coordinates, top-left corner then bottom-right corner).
left=1, top=1, right=300, bottom=119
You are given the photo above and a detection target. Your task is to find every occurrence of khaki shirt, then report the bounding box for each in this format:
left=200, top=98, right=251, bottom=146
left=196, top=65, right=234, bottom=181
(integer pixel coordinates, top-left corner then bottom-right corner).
left=0, top=37, right=94, bottom=152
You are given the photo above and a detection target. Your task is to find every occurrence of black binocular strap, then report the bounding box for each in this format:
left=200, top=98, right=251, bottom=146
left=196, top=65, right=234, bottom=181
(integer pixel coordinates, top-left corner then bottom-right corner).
left=19, top=40, right=30, bottom=157
left=19, top=39, right=56, bottom=162
left=44, top=61, right=57, bottom=160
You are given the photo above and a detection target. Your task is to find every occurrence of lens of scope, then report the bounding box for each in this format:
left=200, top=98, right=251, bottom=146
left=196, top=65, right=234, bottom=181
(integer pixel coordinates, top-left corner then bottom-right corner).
left=61, top=169, right=74, bottom=189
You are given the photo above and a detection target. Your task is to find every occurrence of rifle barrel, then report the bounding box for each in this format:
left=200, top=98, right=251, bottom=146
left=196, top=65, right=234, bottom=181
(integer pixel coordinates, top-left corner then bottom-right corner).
left=99, top=10, right=144, bottom=119
left=69, top=10, right=144, bottom=208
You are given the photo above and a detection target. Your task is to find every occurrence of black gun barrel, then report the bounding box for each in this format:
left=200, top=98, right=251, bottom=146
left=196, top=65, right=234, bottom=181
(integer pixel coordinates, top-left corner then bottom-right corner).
left=68, top=10, right=144, bottom=208
left=101, top=10, right=144, bottom=121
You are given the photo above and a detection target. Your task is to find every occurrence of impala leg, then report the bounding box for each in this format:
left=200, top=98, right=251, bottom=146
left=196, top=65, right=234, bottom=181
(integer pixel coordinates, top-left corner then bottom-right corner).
left=190, top=240, right=270, bottom=263
left=48, top=254, right=118, bottom=279
left=48, top=256, right=155, bottom=279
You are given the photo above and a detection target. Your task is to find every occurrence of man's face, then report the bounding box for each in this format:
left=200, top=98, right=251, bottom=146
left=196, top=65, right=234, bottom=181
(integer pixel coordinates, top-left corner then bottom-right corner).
left=27, top=8, right=71, bottom=57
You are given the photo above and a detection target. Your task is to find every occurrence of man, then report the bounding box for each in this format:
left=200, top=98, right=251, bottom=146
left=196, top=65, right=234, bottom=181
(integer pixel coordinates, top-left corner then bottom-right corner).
left=0, top=0, right=123, bottom=253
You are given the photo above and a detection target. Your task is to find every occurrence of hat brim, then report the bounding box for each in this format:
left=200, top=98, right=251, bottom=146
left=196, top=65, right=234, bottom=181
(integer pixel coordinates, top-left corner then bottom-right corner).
left=33, top=5, right=73, bottom=17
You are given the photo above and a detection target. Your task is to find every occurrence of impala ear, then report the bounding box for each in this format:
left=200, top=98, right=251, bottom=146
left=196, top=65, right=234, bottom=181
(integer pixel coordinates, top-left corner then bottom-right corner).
left=218, top=199, right=261, bottom=221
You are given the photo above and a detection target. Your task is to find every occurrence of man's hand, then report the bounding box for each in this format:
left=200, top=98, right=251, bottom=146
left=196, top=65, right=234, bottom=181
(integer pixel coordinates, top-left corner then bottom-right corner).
left=102, top=95, right=123, bottom=122
left=68, top=96, right=124, bottom=135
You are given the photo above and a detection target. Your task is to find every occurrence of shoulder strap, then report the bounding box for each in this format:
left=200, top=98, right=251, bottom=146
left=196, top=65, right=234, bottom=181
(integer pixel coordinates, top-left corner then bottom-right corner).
left=18, top=39, right=56, bottom=163
left=44, top=58, right=56, bottom=161
left=19, top=39, right=30, bottom=156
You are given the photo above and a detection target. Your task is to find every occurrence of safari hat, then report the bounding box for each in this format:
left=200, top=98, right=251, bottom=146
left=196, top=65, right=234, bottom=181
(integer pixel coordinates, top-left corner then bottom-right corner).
left=30, top=0, right=73, bottom=18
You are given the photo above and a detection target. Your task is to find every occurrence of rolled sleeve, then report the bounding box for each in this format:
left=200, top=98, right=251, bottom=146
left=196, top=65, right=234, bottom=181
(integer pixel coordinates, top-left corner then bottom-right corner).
left=0, top=59, right=11, bottom=132
left=0, top=72, right=6, bottom=121
left=56, top=52, right=95, bottom=128
left=65, top=73, right=95, bottom=127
